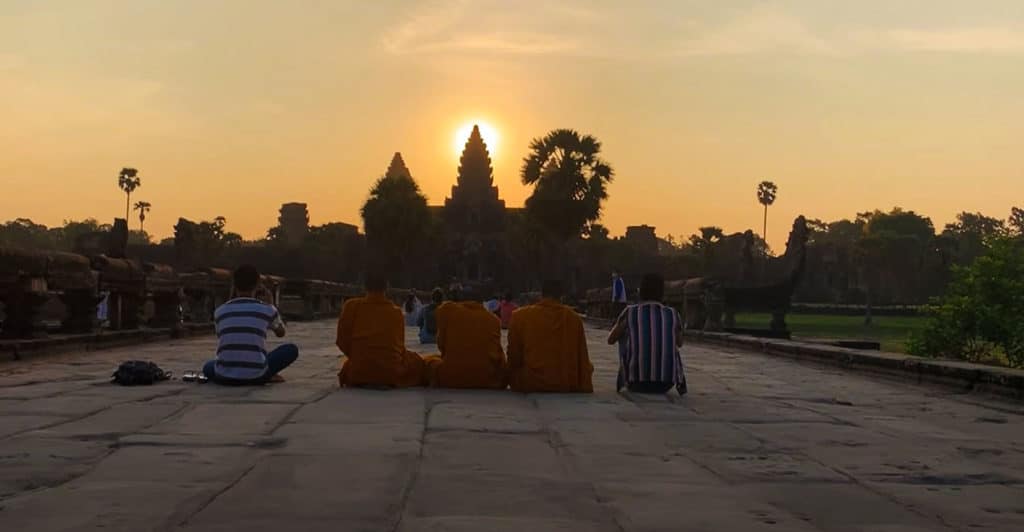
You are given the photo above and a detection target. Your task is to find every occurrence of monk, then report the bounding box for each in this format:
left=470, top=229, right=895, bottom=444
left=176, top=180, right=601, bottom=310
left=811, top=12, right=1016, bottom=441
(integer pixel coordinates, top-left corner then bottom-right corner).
left=424, top=294, right=507, bottom=389
left=507, top=280, right=593, bottom=393
left=336, top=273, right=426, bottom=388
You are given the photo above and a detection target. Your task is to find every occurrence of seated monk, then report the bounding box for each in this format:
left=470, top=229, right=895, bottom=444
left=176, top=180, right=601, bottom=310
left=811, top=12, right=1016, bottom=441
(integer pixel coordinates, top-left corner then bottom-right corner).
left=507, top=280, right=593, bottom=393
left=423, top=294, right=507, bottom=389
left=336, top=273, right=426, bottom=388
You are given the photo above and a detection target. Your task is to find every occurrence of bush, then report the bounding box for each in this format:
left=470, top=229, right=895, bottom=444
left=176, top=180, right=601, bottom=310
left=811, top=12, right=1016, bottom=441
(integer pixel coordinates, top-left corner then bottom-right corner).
left=908, top=237, right=1024, bottom=367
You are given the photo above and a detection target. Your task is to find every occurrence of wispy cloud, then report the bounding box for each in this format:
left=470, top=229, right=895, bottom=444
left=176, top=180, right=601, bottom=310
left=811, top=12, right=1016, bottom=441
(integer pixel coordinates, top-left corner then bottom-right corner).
left=863, top=27, right=1024, bottom=53
left=676, top=7, right=836, bottom=57
left=380, top=0, right=600, bottom=56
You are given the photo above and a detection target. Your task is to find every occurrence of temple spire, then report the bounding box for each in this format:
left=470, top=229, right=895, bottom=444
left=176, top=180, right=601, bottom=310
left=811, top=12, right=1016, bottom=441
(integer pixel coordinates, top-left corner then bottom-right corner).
left=456, top=125, right=494, bottom=189
left=386, top=152, right=412, bottom=180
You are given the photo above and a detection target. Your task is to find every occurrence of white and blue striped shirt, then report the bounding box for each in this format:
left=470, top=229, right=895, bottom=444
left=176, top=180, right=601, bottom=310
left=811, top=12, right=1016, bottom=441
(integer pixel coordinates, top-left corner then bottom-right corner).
left=617, top=302, right=685, bottom=387
left=213, top=298, right=284, bottom=381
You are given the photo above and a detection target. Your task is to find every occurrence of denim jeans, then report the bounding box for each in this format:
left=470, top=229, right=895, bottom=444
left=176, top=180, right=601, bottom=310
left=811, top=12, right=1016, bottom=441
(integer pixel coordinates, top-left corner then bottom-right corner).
left=203, top=343, right=299, bottom=385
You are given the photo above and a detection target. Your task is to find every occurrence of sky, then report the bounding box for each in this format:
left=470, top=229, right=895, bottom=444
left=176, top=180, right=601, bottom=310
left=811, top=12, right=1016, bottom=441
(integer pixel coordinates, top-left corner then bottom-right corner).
left=2, top=0, right=1023, bottom=250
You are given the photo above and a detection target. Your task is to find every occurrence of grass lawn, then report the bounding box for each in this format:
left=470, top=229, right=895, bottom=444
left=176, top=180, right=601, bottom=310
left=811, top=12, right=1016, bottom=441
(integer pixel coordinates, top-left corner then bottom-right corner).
left=733, top=313, right=928, bottom=353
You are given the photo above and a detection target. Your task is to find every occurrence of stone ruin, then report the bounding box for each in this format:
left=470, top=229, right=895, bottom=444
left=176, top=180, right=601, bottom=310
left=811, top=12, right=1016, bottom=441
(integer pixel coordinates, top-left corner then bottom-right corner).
left=585, top=216, right=809, bottom=336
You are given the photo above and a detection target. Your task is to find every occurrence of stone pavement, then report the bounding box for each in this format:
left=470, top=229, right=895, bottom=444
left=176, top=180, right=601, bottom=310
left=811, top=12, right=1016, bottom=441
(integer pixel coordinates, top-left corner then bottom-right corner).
left=1, top=322, right=1023, bottom=532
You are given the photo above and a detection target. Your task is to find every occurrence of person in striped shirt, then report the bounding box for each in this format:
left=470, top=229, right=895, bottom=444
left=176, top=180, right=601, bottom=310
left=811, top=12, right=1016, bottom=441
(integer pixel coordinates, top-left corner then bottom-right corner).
left=202, top=265, right=298, bottom=384
left=607, top=273, right=687, bottom=395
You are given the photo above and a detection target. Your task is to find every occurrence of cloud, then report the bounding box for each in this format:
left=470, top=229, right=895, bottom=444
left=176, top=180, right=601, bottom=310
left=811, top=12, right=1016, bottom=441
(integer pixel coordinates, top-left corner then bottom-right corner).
left=864, top=27, right=1024, bottom=53
left=380, top=0, right=596, bottom=56
left=676, top=7, right=836, bottom=57
left=673, top=6, right=1024, bottom=58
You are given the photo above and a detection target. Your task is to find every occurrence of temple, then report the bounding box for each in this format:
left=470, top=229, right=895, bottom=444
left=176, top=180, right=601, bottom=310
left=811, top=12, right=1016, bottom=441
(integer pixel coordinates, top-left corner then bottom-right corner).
left=427, top=125, right=520, bottom=286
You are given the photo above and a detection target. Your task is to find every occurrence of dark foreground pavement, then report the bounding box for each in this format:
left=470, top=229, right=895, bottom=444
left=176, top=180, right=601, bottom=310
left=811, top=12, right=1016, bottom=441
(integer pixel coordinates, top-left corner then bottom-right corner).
left=1, top=321, right=1022, bottom=531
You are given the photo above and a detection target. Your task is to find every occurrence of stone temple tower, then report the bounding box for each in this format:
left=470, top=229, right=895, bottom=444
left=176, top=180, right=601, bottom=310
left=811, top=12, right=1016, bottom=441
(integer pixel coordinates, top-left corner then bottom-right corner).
left=442, top=125, right=508, bottom=283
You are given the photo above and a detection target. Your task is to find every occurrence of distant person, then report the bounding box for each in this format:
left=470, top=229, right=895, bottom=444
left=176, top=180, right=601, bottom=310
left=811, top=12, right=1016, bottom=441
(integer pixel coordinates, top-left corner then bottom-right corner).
left=416, top=288, right=444, bottom=344
left=336, top=272, right=427, bottom=388
left=403, top=294, right=422, bottom=327
left=202, top=265, right=298, bottom=385
left=507, top=280, right=593, bottom=393
left=612, top=270, right=627, bottom=317
left=484, top=295, right=500, bottom=315
left=498, top=293, right=518, bottom=329
left=607, top=273, right=687, bottom=395
left=424, top=292, right=507, bottom=389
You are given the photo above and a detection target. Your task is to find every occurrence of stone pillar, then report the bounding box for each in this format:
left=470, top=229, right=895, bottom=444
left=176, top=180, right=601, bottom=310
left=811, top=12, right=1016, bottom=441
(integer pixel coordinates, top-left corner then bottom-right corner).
left=60, top=290, right=98, bottom=334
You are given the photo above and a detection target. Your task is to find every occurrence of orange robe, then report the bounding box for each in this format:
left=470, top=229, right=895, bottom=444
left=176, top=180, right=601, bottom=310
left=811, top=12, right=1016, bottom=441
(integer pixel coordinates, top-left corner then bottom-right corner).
left=336, top=293, right=426, bottom=388
left=507, top=299, right=593, bottom=393
left=424, top=301, right=507, bottom=389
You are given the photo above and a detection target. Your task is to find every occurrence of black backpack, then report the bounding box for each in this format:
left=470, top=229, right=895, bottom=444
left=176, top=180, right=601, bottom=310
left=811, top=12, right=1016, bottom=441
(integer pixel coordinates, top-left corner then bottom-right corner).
left=111, top=360, right=171, bottom=386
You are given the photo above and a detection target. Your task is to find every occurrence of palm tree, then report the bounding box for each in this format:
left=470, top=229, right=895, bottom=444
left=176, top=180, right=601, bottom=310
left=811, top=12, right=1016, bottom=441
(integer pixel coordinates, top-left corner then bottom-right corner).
left=133, top=201, right=151, bottom=233
left=757, top=181, right=778, bottom=254
left=521, top=129, right=613, bottom=239
left=117, top=168, right=141, bottom=221
left=521, top=129, right=614, bottom=286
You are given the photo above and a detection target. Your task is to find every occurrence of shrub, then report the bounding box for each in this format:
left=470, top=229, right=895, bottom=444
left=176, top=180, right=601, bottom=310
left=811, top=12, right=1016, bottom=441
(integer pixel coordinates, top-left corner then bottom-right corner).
left=908, top=236, right=1024, bottom=367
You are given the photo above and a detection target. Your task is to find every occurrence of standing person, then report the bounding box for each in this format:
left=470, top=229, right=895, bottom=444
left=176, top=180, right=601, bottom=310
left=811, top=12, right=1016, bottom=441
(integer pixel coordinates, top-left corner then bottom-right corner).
left=507, top=280, right=593, bottom=393
left=403, top=294, right=421, bottom=327
left=611, top=269, right=628, bottom=318
left=416, top=288, right=444, bottom=344
left=607, top=273, right=687, bottom=395
left=498, top=293, right=518, bottom=330
left=202, top=265, right=298, bottom=385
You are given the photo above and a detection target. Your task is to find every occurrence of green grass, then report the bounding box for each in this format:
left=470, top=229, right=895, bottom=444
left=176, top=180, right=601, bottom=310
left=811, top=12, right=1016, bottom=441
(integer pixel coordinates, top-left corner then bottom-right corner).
left=732, top=313, right=929, bottom=353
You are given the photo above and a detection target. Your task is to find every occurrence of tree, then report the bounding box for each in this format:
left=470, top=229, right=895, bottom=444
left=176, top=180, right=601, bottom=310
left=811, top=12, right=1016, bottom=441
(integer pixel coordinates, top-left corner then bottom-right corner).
left=756, top=181, right=778, bottom=254
left=133, top=201, right=151, bottom=234
left=117, top=168, right=141, bottom=221
left=361, top=152, right=432, bottom=285
left=521, top=129, right=614, bottom=241
left=1010, top=207, right=1024, bottom=237
left=908, top=236, right=1024, bottom=368
left=521, top=129, right=614, bottom=283
left=942, top=211, right=1007, bottom=265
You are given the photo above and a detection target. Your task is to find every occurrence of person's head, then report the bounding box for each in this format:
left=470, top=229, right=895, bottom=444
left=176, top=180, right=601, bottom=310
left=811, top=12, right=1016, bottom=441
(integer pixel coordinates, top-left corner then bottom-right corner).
left=638, top=273, right=665, bottom=302
left=541, top=280, right=563, bottom=300
left=503, top=292, right=514, bottom=302
left=431, top=288, right=444, bottom=304
left=365, top=271, right=388, bottom=293
left=233, top=265, right=260, bottom=296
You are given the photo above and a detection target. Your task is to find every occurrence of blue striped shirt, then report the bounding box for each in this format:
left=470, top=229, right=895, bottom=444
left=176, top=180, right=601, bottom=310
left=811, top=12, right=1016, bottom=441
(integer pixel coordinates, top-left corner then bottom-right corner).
left=617, top=302, right=685, bottom=386
left=213, top=298, right=284, bottom=381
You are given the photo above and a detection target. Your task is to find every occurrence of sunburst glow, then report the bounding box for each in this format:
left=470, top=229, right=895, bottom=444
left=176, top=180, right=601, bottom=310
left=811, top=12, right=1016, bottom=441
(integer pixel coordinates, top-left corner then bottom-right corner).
left=453, top=121, right=499, bottom=158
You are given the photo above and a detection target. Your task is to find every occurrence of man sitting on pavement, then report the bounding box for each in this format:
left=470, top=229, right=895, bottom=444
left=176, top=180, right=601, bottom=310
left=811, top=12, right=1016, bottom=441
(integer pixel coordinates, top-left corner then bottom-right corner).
left=607, top=273, right=687, bottom=395
left=203, top=265, right=298, bottom=385
left=416, top=288, right=445, bottom=344
left=507, top=280, right=593, bottom=393
left=336, top=272, right=427, bottom=388
left=423, top=291, right=507, bottom=389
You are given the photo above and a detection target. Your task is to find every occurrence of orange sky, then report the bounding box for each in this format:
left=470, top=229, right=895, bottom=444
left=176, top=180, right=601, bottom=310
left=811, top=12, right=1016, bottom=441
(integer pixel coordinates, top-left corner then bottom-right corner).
left=2, top=1, right=1023, bottom=250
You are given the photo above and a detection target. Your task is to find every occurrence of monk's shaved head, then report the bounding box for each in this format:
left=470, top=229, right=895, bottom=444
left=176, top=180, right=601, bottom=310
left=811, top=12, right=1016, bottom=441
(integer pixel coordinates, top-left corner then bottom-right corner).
left=541, top=280, right=563, bottom=299
left=365, top=272, right=388, bottom=292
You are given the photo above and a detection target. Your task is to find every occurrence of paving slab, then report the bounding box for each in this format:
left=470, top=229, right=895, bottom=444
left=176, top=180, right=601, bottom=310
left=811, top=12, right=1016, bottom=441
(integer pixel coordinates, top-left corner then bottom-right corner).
left=0, top=320, right=1022, bottom=531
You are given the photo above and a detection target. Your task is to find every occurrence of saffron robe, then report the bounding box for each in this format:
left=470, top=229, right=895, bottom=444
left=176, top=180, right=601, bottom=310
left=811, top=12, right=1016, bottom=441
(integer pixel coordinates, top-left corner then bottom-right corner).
left=336, top=293, right=426, bottom=388
left=424, top=301, right=507, bottom=389
left=507, top=299, right=593, bottom=393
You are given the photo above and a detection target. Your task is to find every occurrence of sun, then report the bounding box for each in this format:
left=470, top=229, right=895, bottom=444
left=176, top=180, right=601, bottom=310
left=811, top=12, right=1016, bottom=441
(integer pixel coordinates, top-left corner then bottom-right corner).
left=454, top=120, right=500, bottom=158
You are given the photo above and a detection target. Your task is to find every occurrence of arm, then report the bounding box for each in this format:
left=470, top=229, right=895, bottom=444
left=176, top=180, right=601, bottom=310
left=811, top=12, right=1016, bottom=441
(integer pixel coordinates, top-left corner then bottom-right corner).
left=675, top=310, right=684, bottom=348
left=506, top=312, right=524, bottom=370
left=269, top=310, right=286, bottom=338
left=607, top=315, right=626, bottom=345
left=336, top=300, right=357, bottom=354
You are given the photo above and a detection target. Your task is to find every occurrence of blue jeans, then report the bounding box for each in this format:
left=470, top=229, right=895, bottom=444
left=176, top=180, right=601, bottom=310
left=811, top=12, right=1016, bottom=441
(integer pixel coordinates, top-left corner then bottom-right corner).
left=203, top=343, right=299, bottom=385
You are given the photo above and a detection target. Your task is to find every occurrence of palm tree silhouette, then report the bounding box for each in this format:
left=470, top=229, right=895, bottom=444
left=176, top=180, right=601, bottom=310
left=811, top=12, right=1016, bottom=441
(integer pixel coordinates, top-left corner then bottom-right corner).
left=133, top=201, right=151, bottom=234
left=117, top=168, right=141, bottom=221
left=757, top=181, right=778, bottom=255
